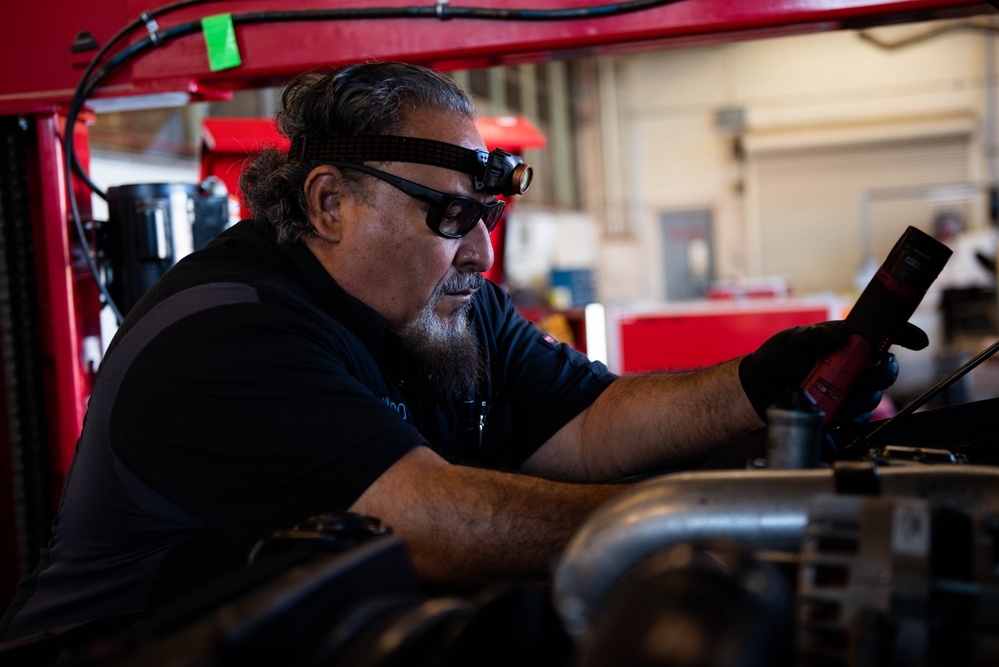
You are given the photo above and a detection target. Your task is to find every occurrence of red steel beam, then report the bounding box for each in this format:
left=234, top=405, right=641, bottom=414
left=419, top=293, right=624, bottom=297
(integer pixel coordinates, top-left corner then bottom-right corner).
left=0, top=0, right=988, bottom=115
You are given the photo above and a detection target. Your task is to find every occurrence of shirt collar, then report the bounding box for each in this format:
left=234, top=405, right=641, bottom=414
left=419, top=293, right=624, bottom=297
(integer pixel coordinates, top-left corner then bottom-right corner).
left=263, top=222, right=404, bottom=359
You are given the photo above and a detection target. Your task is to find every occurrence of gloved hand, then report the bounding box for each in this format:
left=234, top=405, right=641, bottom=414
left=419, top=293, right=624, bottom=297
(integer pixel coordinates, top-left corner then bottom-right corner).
left=738, top=320, right=928, bottom=423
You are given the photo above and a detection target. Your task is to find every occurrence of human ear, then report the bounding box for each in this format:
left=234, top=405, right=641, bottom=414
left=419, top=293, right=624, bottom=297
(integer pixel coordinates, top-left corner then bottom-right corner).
left=304, top=165, right=345, bottom=243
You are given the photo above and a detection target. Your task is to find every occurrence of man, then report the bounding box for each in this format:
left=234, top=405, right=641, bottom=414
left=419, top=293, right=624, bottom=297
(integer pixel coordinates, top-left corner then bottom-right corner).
left=1, top=62, right=913, bottom=640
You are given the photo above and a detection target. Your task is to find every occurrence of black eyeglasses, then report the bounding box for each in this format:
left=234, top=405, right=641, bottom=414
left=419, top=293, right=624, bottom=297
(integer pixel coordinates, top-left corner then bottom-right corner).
left=330, top=162, right=506, bottom=239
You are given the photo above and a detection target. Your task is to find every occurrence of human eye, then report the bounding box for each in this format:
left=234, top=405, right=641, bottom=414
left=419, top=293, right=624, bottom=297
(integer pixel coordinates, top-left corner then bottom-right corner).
left=438, top=200, right=474, bottom=236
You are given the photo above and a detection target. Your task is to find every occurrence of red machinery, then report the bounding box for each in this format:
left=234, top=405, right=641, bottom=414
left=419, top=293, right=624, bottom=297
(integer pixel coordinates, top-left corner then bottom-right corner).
left=0, top=0, right=988, bottom=606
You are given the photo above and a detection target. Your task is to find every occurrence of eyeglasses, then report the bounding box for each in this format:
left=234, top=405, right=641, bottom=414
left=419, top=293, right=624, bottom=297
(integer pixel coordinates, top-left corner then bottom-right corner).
left=330, top=162, right=506, bottom=239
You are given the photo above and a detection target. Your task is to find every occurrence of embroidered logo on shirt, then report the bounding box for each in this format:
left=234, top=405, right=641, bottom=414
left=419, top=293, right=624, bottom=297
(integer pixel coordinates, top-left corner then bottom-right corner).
left=380, top=396, right=409, bottom=421
left=539, top=332, right=562, bottom=349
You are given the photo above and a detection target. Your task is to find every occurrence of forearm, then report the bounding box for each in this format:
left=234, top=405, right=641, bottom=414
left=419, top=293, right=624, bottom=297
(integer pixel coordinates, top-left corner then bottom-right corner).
left=587, top=358, right=762, bottom=474
left=350, top=447, right=626, bottom=587
left=525, top=358, right=763, bottom=482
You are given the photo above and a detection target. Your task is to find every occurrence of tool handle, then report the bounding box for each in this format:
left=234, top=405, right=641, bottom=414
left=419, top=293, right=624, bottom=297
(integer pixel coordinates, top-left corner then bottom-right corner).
left=800, top=333, right=873, bottom=427
left=798, top=226, right=951, bottom=427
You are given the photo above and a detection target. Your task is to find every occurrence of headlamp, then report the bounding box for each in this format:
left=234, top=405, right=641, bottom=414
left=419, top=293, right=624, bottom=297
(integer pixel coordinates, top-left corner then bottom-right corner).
left=475, top=148, right=533, bottom=196
left=289, top=135, right=533, bottom=197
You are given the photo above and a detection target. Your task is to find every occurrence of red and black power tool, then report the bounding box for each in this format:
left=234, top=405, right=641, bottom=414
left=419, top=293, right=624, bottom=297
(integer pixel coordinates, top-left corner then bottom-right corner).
left=801, top=226, right=952, bottom=426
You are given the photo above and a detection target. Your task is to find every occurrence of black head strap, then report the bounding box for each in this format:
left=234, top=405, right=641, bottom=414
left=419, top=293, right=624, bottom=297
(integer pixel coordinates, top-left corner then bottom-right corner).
left=288, top=135, right=485, bottom=174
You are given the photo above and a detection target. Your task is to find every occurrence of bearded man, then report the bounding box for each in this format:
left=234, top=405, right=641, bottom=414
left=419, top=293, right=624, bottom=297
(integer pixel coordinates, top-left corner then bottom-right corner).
left=1, top=62, right=908, bottom=641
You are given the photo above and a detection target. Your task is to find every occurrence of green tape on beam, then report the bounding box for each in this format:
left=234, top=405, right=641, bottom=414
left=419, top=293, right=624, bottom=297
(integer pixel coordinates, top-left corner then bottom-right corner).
left=202, top=14, right=241, bottom=72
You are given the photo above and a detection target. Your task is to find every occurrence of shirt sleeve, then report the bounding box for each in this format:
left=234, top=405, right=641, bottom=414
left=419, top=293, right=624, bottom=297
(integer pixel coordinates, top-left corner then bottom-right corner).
left=474, top=283, right=619, bottom=467
left=111, top=300, right=423, bottom=550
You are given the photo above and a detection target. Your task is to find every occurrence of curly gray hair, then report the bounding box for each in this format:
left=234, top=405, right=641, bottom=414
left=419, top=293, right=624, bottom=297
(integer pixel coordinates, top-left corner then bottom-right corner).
left=239, top=62, right=475, bottom=244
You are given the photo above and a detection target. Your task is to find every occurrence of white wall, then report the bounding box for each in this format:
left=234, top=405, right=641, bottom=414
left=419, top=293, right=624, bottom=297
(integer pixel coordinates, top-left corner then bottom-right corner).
left=595, top=19, right=993, bottom=304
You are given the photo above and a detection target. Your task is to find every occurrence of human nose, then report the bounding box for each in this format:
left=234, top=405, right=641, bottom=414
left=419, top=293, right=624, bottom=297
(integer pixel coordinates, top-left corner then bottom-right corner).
left=456, top=218, right=495, bottom=273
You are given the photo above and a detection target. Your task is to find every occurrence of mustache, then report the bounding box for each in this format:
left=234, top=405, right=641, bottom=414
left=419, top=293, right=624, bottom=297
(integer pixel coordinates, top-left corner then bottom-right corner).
left=439, top=272, right=485, bottom=295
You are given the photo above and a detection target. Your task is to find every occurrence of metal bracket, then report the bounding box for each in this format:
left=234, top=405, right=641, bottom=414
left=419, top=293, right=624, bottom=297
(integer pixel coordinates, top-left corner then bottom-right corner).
left=140, top=11, right=164, bottom=46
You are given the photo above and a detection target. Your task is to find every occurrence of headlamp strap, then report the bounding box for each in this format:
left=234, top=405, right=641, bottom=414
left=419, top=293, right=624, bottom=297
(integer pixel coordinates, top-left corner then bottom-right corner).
left=289, top=135, right=484, bottom=175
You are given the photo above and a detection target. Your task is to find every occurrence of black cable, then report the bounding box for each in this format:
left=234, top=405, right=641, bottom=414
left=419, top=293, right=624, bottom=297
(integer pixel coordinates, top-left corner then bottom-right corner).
left=859, top=21, right=999, bottom=51
left=64, top=0, right=245, bottom=322
left=225, top=0, right=685, bottom=23
left=71, top=0, right=690, bottom=197
left=426, top=0, right=681, bottom=20
left=69, top=0, right=241, bottom=201
left=847, top=337, right=999, bottom=450
left=66, top=0, right=692, bottom=324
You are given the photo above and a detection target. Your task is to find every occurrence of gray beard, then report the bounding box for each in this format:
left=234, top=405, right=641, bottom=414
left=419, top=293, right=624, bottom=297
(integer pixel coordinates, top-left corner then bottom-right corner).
left=397, top=273, right=485, bottom=398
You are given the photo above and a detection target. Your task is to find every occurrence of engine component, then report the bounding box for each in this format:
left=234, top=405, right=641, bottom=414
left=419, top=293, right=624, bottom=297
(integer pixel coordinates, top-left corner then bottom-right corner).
left=105, top=181, right=228, bottom=315
left=554, top=464, right=999, bottom=666
left=579, top=542, right=793, bottom=667
left=794, top=494, right=994, bottom=666
left=766, top=390, right=826, bottom=469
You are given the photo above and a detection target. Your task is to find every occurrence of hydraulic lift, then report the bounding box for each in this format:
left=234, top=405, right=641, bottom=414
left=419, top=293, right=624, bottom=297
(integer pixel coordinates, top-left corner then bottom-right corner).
left=0, top=0, right=989, bottom=614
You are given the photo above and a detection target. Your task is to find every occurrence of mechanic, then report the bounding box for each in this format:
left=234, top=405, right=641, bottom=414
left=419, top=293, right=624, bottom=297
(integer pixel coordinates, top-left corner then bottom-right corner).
left=0, top=62, right=918, bottom=641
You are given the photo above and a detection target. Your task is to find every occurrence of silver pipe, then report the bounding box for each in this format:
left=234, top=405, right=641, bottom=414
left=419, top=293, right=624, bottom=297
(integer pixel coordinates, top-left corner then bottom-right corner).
left=553, top=465, right=999, bottom=637
left=766, top=402, right=824, bottom=469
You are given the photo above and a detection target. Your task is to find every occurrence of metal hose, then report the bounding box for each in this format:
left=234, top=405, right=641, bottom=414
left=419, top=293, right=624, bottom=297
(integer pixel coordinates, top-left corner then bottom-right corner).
left=553, top=464, right=999, bottom=637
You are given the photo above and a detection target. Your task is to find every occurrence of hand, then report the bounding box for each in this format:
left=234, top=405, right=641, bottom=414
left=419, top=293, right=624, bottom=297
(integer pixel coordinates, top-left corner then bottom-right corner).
left=838, top=322, right=928, bottom=423
left=738, top=321, right=927, bottom=423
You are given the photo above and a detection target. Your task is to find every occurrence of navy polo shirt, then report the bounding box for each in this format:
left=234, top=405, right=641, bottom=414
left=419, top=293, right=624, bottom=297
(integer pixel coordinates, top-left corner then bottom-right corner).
left=1, top=219, right=616, bottom=640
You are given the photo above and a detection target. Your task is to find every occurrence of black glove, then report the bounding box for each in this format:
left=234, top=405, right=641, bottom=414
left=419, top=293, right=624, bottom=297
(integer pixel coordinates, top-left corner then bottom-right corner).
left=738, top=320, right=928, bottom=423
